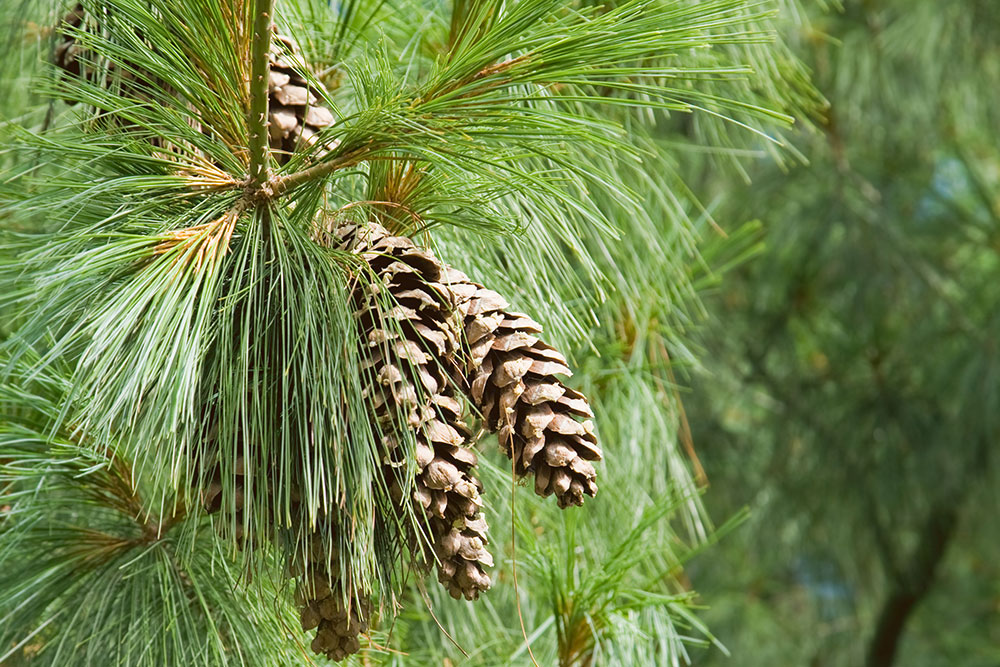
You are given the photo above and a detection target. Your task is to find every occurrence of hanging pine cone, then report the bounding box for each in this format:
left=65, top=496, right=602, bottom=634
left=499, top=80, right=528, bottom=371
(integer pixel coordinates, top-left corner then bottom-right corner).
left=335, top=223, right=601, bottom=509
left=339, top=222, right=493, bottom=601
left=200, top=454, right=372, bottom=660
left=293, top=527, right=373, bottom=663
left=443, top=274, right=602, bottom=508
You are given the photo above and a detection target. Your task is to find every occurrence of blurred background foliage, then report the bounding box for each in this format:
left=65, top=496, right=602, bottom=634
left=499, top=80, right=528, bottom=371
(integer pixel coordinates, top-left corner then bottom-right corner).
left=684, top=1, right=1000, bottom=666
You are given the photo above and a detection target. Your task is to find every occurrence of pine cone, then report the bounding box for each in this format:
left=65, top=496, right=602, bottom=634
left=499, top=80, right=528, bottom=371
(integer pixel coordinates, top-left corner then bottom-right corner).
left=445, top=275, right=601, bottom=508
left=294, top=530, right=373, bottom=663
left=336, top=224, right=601, bottom=509
left=267, top=33, right=335, bottom=161
left=340, top=223, right=493, bottom=601
left=53, top=7, right=335, bottom=162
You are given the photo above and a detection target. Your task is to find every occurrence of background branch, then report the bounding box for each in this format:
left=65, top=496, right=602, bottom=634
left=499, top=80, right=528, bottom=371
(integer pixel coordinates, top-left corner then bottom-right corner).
left=865, top=505, right=960, bottom=667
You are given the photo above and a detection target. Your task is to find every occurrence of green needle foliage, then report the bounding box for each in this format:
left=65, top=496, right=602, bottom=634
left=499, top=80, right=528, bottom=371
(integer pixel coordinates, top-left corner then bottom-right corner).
left=0, top=0, right=813, bottom=664
left=0, top=350, right=304, bottom=666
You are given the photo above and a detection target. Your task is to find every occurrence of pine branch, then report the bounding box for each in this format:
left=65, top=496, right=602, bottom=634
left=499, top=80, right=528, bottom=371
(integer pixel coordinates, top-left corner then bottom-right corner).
left=865, top=504, right=960, bottom=667
left=0, top=349, right=308, bottom=666
left=260, top=0, right=794, bottom=203
left=247, top=0, right=275, bottom=187
left=0, top=1, right=823, bottom=663
left=268, top=144, right=372, bottom=198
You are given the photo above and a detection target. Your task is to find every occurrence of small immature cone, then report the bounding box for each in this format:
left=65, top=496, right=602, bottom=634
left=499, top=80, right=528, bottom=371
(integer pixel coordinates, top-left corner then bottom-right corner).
left=339, top=223, right=493, bottom=601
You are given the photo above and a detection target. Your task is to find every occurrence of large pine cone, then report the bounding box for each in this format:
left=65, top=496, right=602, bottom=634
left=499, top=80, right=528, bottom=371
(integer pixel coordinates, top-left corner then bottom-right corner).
left=337, top=224, right=602, bottom=509
left=340, top=223, right=493, bottom=601
left=443, top=274, right=602, bottom=508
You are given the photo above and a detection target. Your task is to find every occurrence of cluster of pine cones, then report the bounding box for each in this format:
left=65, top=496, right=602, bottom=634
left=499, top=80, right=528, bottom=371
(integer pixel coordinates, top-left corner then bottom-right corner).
left=54, top=5, right=601, bottom=662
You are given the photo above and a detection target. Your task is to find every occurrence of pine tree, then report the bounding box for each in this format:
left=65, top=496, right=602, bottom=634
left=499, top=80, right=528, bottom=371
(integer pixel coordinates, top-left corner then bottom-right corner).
left=0, top=0, right=809, bottom=664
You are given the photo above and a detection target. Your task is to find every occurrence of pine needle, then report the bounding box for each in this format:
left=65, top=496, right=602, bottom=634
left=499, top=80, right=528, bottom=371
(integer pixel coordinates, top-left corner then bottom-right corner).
left=510, top=455, right=541, bottom=667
